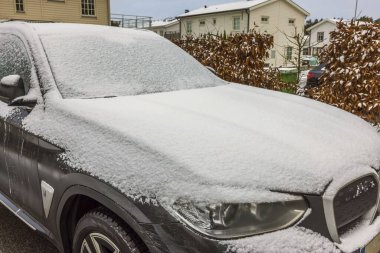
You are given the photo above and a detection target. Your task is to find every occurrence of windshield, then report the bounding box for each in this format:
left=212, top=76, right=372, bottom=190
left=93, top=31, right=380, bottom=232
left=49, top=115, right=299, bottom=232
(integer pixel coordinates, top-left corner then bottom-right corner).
left=37, top=25, right=223, bottom=98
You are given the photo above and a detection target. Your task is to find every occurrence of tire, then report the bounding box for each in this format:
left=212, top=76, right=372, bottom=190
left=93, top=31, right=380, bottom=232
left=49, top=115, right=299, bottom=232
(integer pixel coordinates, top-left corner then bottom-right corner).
left=73, top=207, right=147, bottom=253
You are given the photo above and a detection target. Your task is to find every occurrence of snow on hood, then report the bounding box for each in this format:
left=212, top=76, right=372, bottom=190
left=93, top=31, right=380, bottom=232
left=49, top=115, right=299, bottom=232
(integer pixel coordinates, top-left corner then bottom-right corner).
left=23, top=84, right=380, bottom=204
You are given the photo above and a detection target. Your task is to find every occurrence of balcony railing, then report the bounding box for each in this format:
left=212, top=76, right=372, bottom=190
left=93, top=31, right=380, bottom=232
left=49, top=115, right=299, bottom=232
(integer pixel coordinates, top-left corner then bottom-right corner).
left=111, top=14, right=152, bottom=29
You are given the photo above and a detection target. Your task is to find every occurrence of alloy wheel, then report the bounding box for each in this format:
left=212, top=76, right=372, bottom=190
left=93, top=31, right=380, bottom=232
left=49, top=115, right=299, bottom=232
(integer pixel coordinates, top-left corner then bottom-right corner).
left=80, top=232, right=120, bottom=253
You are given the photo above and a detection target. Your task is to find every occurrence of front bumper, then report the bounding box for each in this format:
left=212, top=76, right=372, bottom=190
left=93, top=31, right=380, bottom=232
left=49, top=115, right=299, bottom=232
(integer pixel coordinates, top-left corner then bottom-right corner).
left=137, top=169, right=380, bottom=253
left=138, top=192, right=380, bottom=253
left=141, top=217, right=380, bottom=253
left=139, top=222, right=340, bottom=253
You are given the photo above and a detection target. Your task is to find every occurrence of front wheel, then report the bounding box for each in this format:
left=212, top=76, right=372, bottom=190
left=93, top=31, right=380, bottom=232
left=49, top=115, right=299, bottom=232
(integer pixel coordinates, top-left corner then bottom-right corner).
left=73, top=208, right=147, bottom=253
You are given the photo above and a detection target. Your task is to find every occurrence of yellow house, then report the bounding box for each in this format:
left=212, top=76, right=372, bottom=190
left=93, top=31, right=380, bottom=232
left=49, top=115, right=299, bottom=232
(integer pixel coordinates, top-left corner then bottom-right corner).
left=0, top=0, right=110, bottom=25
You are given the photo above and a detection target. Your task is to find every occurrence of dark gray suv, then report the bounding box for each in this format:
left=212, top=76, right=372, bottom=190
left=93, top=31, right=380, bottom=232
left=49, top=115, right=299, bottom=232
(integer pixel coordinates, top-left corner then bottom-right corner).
left=0, top=22, right=380, bottom=253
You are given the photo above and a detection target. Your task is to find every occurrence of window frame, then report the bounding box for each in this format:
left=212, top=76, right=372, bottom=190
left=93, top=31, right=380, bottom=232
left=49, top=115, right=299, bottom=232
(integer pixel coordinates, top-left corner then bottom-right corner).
left=270, top=50, right=276, bottom=59
left=261, top=16, right=269, bottom=24
left=317, top=32, right=324, bottom=42
left=233, top=16, right=241, bottom=31
left=288, top=18, right=296, bottom=26
left=286, top=47, right=293, bottom=60
left=15, top=0, right=25, bottom=13
left=81, top=0, right=96, bottom=17
left=186, top=21, right=193, bottom=34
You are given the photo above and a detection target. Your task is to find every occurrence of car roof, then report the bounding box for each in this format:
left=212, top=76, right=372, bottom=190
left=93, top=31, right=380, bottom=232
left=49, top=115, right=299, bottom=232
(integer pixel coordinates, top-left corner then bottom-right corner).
left=0, top=22, right=151, bottom=39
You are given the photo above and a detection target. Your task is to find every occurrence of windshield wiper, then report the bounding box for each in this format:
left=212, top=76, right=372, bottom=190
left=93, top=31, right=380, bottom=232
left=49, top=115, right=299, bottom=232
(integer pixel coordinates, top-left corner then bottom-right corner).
left=82, top=96, right=117, bottom=99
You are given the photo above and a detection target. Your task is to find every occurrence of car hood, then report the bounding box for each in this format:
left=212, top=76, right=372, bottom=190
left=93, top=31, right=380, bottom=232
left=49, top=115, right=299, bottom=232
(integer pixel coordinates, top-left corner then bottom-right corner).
left=24, top=84, right=380, bottom=204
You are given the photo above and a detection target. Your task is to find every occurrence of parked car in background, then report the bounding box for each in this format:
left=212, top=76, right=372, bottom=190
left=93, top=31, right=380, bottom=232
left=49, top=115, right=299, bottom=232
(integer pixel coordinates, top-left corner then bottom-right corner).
left=1, top=22, right=380, bottom=253
left=306, top=63, right=326, bottom=87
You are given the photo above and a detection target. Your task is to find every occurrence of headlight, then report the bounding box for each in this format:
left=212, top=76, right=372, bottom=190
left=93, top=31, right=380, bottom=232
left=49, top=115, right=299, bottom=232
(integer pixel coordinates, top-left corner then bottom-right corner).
left=171, top=199, right=308, bottom=239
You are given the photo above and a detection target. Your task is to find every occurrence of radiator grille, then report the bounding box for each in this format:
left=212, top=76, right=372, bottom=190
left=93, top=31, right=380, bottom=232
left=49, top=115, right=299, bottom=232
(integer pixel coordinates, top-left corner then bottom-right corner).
left=333, top=176, right=378, bottom=229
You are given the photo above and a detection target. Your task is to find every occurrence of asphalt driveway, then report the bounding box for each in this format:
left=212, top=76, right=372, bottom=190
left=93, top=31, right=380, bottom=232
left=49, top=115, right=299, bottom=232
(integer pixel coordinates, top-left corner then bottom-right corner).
left=0, top=205, right=59, bottom=252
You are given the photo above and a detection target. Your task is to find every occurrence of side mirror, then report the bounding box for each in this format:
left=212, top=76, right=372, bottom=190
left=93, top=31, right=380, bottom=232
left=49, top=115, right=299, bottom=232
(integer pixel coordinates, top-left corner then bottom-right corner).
left=0, top=75, right=26, bottom=104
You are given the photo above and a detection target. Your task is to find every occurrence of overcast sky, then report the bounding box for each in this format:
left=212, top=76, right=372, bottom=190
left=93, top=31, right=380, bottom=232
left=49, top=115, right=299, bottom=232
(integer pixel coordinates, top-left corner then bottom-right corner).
left=111, top=0, right=380, bottom=21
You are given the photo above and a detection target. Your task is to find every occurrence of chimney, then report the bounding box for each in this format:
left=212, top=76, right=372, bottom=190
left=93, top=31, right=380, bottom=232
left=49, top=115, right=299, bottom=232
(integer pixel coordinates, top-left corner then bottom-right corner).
left=185, top=9, right=189, bottom=13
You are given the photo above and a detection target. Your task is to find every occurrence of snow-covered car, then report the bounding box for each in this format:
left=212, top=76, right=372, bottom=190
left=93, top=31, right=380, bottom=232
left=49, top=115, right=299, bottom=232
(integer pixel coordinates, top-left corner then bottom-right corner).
left=0, top=22, right=380, bottom=253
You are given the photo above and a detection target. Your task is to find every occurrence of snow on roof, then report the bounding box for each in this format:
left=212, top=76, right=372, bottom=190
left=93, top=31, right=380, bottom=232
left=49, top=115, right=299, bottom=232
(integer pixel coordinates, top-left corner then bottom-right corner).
left=178, top=0, right=309, bottom=18
left=151, top=19, right=179, bottom=28
left=178, top=0, right=269, bottom=17
left=306, top=18, right=367, bottom=31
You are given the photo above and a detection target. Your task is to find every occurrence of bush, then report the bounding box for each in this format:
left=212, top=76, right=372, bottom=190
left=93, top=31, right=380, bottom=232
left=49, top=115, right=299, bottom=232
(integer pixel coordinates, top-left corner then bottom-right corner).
left=308, top=21, right=380, bottom=124
left=172, top=32, right=297, bottom=93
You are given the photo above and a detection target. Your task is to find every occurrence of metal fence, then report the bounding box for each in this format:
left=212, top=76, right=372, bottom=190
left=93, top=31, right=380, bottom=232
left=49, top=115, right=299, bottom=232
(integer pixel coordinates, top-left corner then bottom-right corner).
left=111, top=14, right=152, bottom=29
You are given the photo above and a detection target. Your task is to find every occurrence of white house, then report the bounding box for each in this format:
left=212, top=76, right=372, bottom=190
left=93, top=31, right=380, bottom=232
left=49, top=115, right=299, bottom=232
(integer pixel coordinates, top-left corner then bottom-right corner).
left=306, top=19, right=350, bottom=56
left=151, top=19, right=180, bottom=40
left=177, top=0, right=310, bottom=67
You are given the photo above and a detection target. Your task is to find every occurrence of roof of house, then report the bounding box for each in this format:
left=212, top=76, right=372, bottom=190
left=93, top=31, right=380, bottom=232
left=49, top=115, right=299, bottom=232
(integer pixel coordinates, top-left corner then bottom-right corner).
left=151, top=19, right=179, bottom=28
left=177, top=0, right=309, bottom=18
left=306, top=19, right=351, bottom=31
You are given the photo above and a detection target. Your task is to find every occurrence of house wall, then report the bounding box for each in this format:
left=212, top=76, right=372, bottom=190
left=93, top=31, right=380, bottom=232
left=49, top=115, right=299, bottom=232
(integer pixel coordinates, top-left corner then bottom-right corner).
left=152, top=23, right=180, bottom=35
left=309, top=21, right=336, bottom=55
left=179, top=10, right=250, bottom=37
left=0, top=0, right=110, bottom=25
left=178, top=0, right=307, bottom=67
left=250, top=0, right=307, bottom=67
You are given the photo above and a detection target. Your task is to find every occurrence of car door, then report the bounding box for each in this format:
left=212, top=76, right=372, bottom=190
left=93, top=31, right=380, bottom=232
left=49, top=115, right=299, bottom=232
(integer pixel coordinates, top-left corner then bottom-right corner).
left=0, top=33, right=44, bottom=220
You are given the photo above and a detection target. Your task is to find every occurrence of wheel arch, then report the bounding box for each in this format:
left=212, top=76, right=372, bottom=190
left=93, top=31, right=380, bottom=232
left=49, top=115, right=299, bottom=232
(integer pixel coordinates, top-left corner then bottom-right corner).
left=56, top=177, right=153, bottom=253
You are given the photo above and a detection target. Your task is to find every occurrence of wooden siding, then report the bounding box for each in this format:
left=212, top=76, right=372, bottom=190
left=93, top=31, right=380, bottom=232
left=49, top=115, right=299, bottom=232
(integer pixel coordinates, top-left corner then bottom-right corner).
left=250, top=0, right=307, bottom=67
left=0, top=0, right=110, bottom=25
left=179, top=11, right=249, bottom=38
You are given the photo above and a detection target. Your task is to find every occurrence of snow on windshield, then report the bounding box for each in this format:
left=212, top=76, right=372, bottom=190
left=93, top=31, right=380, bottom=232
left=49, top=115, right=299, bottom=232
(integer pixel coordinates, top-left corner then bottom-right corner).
left=37, top=25, right=222, bottom=98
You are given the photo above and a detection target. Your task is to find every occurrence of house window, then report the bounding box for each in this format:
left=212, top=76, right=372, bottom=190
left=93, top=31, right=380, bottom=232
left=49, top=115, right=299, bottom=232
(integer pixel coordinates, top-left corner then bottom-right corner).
left=200, top=20, right=205, bottom=26
left=213, top=18, right=217, bottom=25
left=160, top=30, right=164, bottom=36
left=313, top=47, right=322, bottom=56
left=286, top=47, right=293, bottom=60
left=82, top=0, right=95, bottom=16
left=233, top=16, right=240, bottom=30
left=186, top=21, right=192, bottom=34
left=261, top=16, right=269, bottom=24
left=317, top=32, right=324, bottom=42
left=288, top=19, right=295, bottom=26
left=270, top=50, right=276, bottom=59
left=303, top=48, right=309, bottom=55
left=15, top=0, right=24, bottom=12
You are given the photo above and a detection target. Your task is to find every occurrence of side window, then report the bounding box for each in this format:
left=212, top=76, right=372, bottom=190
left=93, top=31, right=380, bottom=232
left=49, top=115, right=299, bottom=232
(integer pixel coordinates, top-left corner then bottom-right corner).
left=0, top=34, right=32, bottom=94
